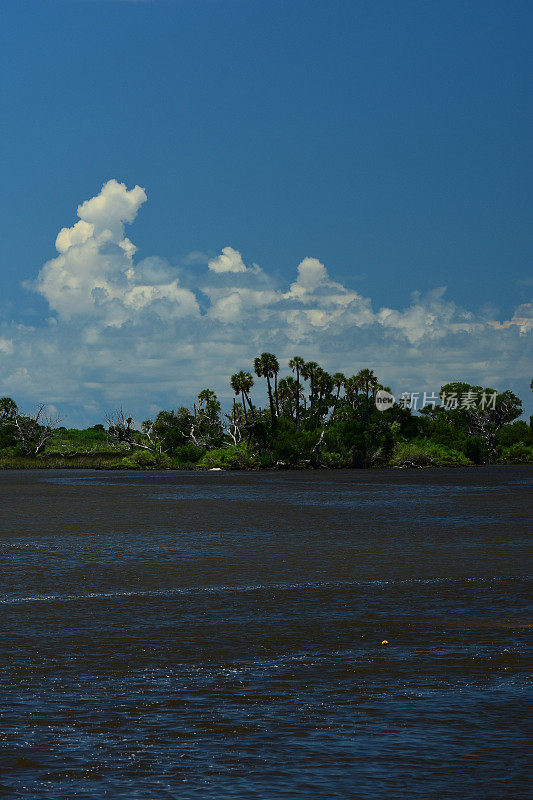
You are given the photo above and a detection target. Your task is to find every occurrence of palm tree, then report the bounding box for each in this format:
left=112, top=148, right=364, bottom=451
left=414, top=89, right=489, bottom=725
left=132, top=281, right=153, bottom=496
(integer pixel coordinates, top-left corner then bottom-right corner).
left=271, top=356, right=280, bottom=416
left=343, top=375, right=360, bottom=414
left=289, top=356, right=305, bottom=428
left=230, top=371, right=255, bottom=422
left=355, top=368, right=378, bottom=424
left=355, top=368, right=378, bottom=465
left=254, top=352, right=279, bottom=425
left=301, top=361, right=320, bottom=428
left=331, top=373, right=346, bottom=418
left=315, top=369, right=333, bottom=427
left=278, top=376, right=299, bottom=421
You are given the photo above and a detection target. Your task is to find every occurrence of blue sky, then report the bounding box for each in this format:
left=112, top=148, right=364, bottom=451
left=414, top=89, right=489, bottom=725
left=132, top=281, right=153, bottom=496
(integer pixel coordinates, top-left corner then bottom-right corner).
left=0, top=0, right=531, bottom=423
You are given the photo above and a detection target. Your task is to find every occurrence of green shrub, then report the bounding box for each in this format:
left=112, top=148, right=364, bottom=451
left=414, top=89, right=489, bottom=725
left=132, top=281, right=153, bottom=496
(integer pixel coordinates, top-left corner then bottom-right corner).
left=172, top=443, right=205, bottom=465
left=464, top=435, right=489, bottom=464
left=319, top=450, right=349, bottom=468
left=498, top=443, right=533, bottom=464
left=390, top=439, right=472, bottom=468
left=199, top=444, right=259, bottom=470
left=45, top=426, right=127, bottom=454
left=258, top=452, right=274, bottom=468
left=496, top=421, right=532, bottom=448
left=269, top=421, right=317, bottom=465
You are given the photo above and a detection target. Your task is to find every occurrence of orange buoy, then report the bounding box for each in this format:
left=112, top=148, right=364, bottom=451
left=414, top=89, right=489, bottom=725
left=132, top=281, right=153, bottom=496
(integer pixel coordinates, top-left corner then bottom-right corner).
left=381, top=640, right=389, bottom=645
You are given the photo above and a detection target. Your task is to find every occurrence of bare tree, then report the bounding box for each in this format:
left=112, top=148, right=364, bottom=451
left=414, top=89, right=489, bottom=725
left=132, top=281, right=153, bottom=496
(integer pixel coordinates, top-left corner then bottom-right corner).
left=14, top=404, right=61, bottom=456
left=106, top=407, right=135, bottom=448
left=106, top=408, right=164, bottom=453
left=140, top=419, right=163, bottom=453
left=222, top=401, right=246, bottom=446
left=177, top=390, right=224, bottom=449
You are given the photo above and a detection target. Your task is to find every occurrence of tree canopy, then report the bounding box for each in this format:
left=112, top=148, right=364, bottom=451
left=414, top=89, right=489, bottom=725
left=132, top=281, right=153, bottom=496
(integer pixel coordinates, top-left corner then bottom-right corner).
left=1, top=358, right=531, bottom=468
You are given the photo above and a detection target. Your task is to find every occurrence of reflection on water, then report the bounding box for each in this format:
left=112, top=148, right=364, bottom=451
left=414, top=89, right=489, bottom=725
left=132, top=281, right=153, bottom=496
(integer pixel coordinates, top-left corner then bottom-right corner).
left=0, top=466, right=531, bottom=799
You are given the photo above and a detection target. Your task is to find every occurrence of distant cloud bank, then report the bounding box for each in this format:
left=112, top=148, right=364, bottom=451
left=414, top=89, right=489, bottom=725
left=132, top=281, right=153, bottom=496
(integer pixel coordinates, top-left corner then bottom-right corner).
left=1, top=179, right=531, bottom=424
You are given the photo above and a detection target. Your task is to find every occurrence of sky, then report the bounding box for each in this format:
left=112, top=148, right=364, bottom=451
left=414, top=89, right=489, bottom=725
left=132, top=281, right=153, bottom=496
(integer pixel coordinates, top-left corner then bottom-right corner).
left=0, top=0, right=532, bottom=425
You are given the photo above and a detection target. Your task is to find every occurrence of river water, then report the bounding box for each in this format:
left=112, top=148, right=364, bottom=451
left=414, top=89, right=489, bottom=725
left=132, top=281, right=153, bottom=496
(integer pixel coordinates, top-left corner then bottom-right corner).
left=0, top=467, right=531, bottom=799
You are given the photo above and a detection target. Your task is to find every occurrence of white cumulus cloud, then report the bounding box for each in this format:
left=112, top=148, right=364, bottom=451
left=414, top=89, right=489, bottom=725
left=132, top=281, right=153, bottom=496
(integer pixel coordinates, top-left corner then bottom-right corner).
left=30, top=179, right=199, bottom=325
left=208, top=246, right=248, bottom=273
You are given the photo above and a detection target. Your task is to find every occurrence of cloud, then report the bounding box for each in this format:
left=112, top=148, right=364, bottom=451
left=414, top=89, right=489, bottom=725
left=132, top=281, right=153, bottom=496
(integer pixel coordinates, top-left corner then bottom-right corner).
left=29, top=179, right=199, bottom=325
left=291, top=257, right=328, bottom=292
left=376, top=288, right=479, bottom=344
left=1, top=179, right=531, bottom=424
left=208, top=246, right=248, bottom=273
left=77, top=178, right=146, bottom=235
left=488, top=303, right=533, bottom=335
left=0, top=337, right=14, bottom=355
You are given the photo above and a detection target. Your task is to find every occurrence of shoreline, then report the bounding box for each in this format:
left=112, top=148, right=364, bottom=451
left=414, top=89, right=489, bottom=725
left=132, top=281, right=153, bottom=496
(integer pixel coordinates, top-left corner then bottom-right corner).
left=1, top=460, right=530, bottom=471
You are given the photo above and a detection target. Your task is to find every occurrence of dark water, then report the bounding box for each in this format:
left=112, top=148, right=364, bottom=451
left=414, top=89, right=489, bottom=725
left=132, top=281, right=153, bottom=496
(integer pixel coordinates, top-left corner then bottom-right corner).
left=0, top=467, right=531, bottom=799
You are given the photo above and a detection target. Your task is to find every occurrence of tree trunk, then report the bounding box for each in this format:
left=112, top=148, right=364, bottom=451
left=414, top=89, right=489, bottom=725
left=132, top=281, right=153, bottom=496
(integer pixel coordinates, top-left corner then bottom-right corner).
left=295, top=368, right=300, bottom=429
left=317, top=390, right=323, bottom=428
left=309, top=380, right=315, bottom=430
left=332, top=385, right=341, bottom=418
left=266, top=376, right=276, bottom=425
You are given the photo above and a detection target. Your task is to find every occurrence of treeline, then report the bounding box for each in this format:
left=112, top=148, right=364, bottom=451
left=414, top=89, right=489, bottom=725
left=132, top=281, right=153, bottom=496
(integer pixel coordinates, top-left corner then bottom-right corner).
left=1, top=353, right=531, bottom=469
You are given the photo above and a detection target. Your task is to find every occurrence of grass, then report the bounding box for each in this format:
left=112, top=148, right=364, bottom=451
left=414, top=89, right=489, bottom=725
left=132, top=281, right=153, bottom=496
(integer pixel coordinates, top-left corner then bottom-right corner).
left=0, top=453, right=128, bottom=469
left=390, top=439, right=472, bottom=468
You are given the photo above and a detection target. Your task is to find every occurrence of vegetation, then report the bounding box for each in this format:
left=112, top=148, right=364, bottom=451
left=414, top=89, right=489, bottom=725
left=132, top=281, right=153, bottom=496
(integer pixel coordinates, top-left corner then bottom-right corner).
left=389, top=440, right=472, bottom=468
left=0, top=360, right=531, bottom=469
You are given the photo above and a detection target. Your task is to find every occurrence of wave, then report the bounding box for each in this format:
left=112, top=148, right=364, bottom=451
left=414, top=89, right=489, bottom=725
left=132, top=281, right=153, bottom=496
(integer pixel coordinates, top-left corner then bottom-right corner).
left=0, top=575, right=528, bottom=605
